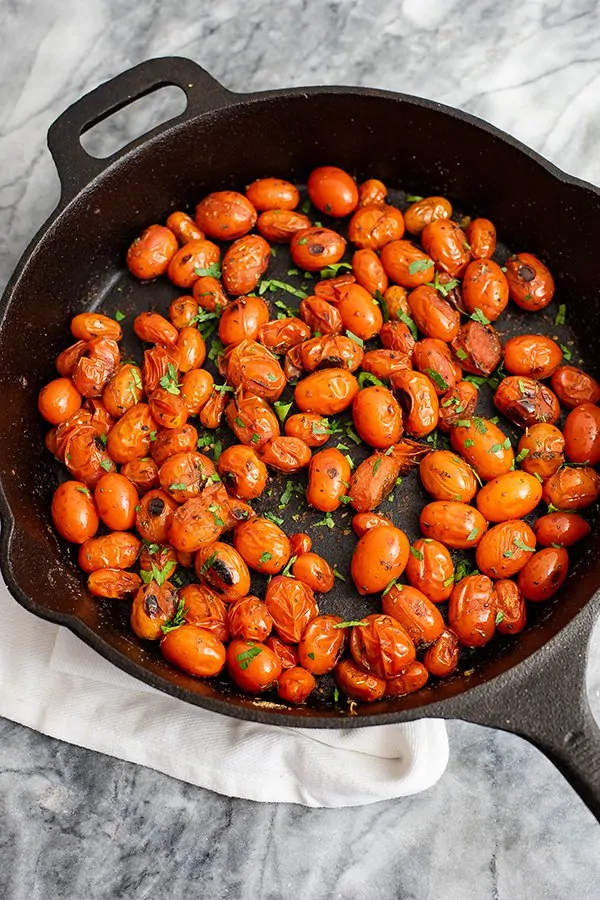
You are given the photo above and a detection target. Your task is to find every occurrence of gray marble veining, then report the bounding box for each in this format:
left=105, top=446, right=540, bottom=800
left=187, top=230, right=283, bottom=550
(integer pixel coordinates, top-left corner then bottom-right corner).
left=2, top=0, right=600, bottom=897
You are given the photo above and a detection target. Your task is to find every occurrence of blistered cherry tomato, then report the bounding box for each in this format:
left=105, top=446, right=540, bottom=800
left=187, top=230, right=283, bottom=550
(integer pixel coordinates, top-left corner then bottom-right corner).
left=285, top=413, right=331, bottom=449
left=290, top=227, right=346, bottom=271
left=291, top=553, right=335, bottom=593
left=352, top=248, right=388, bottom=294
left=51, top=481, right=99, bottom=544
left=94, top=472, right=138, bottom=530
left=385, top=661, right=430, bottom=696
left=542, top=465, right=600, bottom=510
left=420, top=501, right=487, bottom=550
left=335, top=283, right=384, bottom=340
left=350, top=525, right=410, bottom=595
left=227, top=639, right=282, bottom=692
left=448, top=574, right=496, bottom=647
left=289, top=533, right=312, bottom=556
left=505, top=252, right=554, bottom=311
left=466, top=218, right=496, bottom=259
left=351, top=512, right=393, bottom=537
left=142, top=344, right=179, bottom=394
left=257, top=436, right=311, bottom=473
left=352, top=385, right=403, bottom=449
left=228, top=596, right=271, bottom=644
left=391, top=370, right=439, bottom=437
left=381, top=285, right=410, bottom=320
left=475, top=520, right=536, bottom=578
left=179, top=583, right=229, bottom=641
left=404, top=196, right=452, bottom=235
left=223, top=235, right=271, bottom=296
left=217, top=445, right=268, bottom=500
left=298, top=615, right=345, bottom=674
left=135, top=489, right=178, bottom=543
left=421, top=219, right=470, bottom=277
left=437, top=381, right=479, bottom=432
left=257, top=209, right=312, bottom=243
left=194, top=542, right=250, bottom=603
left=169, top=296, right=198, bottom=329
left=451, top=321, right=501, bottom=377
left=258, top=317, right=311, bottom=355
left=294, top=368, right=359, bottom=416
left=405, top=537, right=454, bottom=603
left=348, top=205, right=405, bottom=251
left=380, top=240, right=434, bottom=288
left=423, top=629, right=460, bottom=677
left=102, top=363, right=145, bottom=419
left=517, top=547, right=569, bottom=602
left=476, top=471, right=543, bottom=522
left=299, top=296, right=343, bottom=334
left=299, top=333, right=364, bottom=372
left=450, top=417, right=514, bottom=481
left=563, top=403, right=600, bottom=465
left=181, top=369, right=214, bottom=415
left=71, top=338, right=120, bottom=398
left=494, top=579, right=526, bottom=634
left=503, top=334, right=563, bottom=379
left=161, top=625, right=226, bottom=677
left=176, top=327, right=206, bottom=372
left=350, top=614, right=415, bottom=679
left=133, top=312, right=178, bottom=346
left=166, top=211, right=204, bottom=244
left=127, top=224, right=178, bottom=279
left=225, top=392, right=280, bottom=447
left=167, top=239, right=221, bottom=289
left=149, top=387, right=189, bottom=431
left=245, top=177, right=299, bottom=211
left=107, top=403, right=157, bottom=464
left=55, top=340, right=88, bottom=377
left=534, top=512, right=591, bottom=547
left=151, top=423, right=198, bottom=467
left=234, top=516, right=291, bottom=574
left=494, top=376, right=560, bottom=429
left=195, top=190, right=257, bottom=239
left=87, top=569, right=142, bottom=599
left=408, top=285, right=460, bottom=342
left=78, top=531, right=140, bottom=573
left=120, top=457, right=160, bottom=494
left=516, top=423, right=564, bottom=479
left=266, top=636, right=299, bottom=670
left=358, top=178, right=387, bottom=207
left=38, top=377, right=82, bottom=425
left=551, top=365, right=600, bottom=409
left=130, top=580, right=178, bottom=641
left=334, top=658, right=386, bottom=703
left=71, top=313, right=122, bottom=342
left=306, top=447, right=351, bottom=512
left=382, top=584, right=444, bottom=646
left=361, top=349, right=411, bottom=380
left=278, top=667, right=316, bottom=704
left=265, top=576, right=318, bottom=643
left=461, top=259, right=509, bottom=322
left=224, top=340, right=286, bottom=401
left=413, top=339, right=462, bottom=395
left=419, top=450, right=478, bottom=503
left=307, top=165, right=358, bottom=217
left=193, top=275, right=230, bottom=313
left=348, top=451, right=401, bottom=512
left=168, top=484, right=234, bottom=553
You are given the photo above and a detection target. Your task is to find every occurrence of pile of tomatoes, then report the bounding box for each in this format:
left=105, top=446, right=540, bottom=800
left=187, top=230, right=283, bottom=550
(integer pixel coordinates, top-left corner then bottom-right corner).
left=38, top=164, right=600, bottom=707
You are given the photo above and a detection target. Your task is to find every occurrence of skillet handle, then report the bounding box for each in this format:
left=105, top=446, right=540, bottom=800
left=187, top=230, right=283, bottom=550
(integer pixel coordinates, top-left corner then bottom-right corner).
left=452, top=591, right=600, bottom=821
left=47, top=57, right=234, bottom=199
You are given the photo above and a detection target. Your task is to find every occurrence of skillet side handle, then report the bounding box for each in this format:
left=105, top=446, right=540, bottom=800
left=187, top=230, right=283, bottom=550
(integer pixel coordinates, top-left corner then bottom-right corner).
left=47, top=57, right=234, bottom=199
left=452, top=593, right=600, bottom=821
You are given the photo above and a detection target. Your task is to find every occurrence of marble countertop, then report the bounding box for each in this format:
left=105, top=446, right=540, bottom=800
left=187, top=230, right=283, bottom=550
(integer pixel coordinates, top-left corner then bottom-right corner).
left=2, top=0, right=600, bottom=897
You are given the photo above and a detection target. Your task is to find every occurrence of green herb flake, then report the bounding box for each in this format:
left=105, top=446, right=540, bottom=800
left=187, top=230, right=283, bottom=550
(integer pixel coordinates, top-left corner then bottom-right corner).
left=114, top=310, right=125, bottom=322
left=514, top=538, right=534, bottom=552
left=346, top=330, right=364, bottom=348
left=274, top=400, right=293, bottom=423
left=346, top=426, right=361, bottom=445
left=161, top=597, right=188, bottom=634
left=234, top=416, right=245, bottom=428
left=495, top=611, right=505, bottom=625
left=332, top=620, right=368, bottom=629
left=554, top=303, right=566, bottom=326
left=426, top=271, right=460, bottom=297
left=194, top=262, right=221, bottom=278
left=236, top=645, right=263, bottom=670
left=474, top=418, right=488, bottom=435
left=397, top=310, right=418, bottom=340
left=467, top=527, right=479, bottom=541
left=200, top=551, right=217, bottom=575
left=314, top=512, right=335, bottom=529
left=382, top=577, right=399, bottom=597
left=464, top=439, right=475, bottom=448
left=443, top=574, right=455, bottom=588
left=408, top=258, right=433, bottom=276
left=406, top=194, right=423, bottom=203
left=333, top=568, right=346, bottom=582
left=307, top=652, right=315, bottom=660
left=410, top=546, right=424, bottom=560
left=169, top=482, right=188, bottom=492
left=159, top=363, right=181, bottom=396
left=503, top=549, right=514, bottom=558
left=319, top=262, right=352, bottom=279
left=251, top=432, right=260, bottom=444
left=281, top=555, right=298, bottom=577
left=470, top=308, right=491, bottom=325
left=149, top=430, right=157, bottom=441
left=516, top=447, right=530, bottom=463
left=547, top=503, right=559, bottom=513
left=424, top=368, right=449, bottom=391
left=518, top=378, right=527, bottom=395
left=373, top=458, right=382, bottom=476
left=488, top=443, right=503, bottom=454
left=208, top=503, right=225, bottom=527
left=503, top=437, right=512, bottom=450
left=455, top=348, right=469, bottom=361
left=100, top=459, right=112, bottom=472
left=358, top=371, right=385, bottom=388
left=75, top=486, right=91, bottom=496
left=259, top=551, right=273, bottom=563
left=560, top=343, right=572, bottom=361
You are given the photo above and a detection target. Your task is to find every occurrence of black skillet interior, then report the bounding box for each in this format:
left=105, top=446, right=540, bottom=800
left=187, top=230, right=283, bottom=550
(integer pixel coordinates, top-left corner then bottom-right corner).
left=1, top=59, right=600, bottom=743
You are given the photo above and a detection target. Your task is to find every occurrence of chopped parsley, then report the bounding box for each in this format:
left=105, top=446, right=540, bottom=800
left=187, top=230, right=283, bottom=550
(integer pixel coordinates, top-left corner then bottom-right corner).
left=259, top=551, right=273, bottom=563
left=554, top=304, right=566, bottom=326
left=332, top=568, right=346, bottom=582
left=194, top=263, right=221, bottom=278
left=161, top=598, right=188, bottom=634
left=424, top=369, right=448, bottom=391
left=274, top=400, right=293, bottom=422
left=408, top=258, right=433, bottom=276
left=455, top=348, right=468, bottom=360
left=236, top=645, right=263, bottom=670
left=208, top=503, right=225, bottom=527
left=495, top=611, right=505, bottom=625
left=100, top=459, right=112, bottom=472
left=159, top=363, right=181, bottom=395
left=516, top=447, right=530, bottom=463
left=333, top=620, right=368, bottom=629
left=200, top=552, right=217, bottom=574
left=169, top=482, right=188, bottom=491
left=264, top=512, right=284, bottom=526
left=114, top=310, right=125, bottom=322
left=358, top=372, right=385, bottom=388
left=346, top=330, right=364, bottom=347
left=470, top=308, right=491, bottom=325
left=410, top=546, right=424, bottom=560
left=314, top=512, right=335, bottom=529
left=281, top=555, right=298, bottom=577
left=514, top=538, right=534, bottom=552
left=560, top=343, right=572, bottom=361
left=397, top=310, right=418, bottom=340
left=319, top=262, right=352, bottom=279
left=259, top=279, right=308, bottom=300
left=426, top=271, right=459, bottom=297
left=466, top=526, right=479, bottom=541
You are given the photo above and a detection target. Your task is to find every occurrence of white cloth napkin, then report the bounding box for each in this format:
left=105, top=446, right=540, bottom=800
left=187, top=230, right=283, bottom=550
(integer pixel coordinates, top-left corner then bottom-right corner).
left=0, top=580, right=448, bottom=807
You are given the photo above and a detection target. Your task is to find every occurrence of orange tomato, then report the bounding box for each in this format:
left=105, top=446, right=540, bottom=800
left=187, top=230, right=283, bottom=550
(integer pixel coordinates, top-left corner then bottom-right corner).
left=390, top=370, right=439, bottom=437
left=407, top=285, right=460, bottom=342
left=290, top=227, right=346, bottom=271
left=265, top=576, right=318, bottom=643
left=551, top=365, right=600, bottom=410
left=226, top=640, right=282, bottom=692
left=334, top=658, right=386, bottom=702
left=358, top=178, right=387, bottom=207
left=420, top=501, right=487, bottom=550
left=349, top=614, right=415, bottom=678
left=516, top=423, right=565, bottom=479
left=450, top=417, right=514, bottom=481
left=94, top=472, right=138, bottom=530
left=167, top=239, right=221, bottom=289
left=517, top=547, right=569, bottom=602
left=419, top=450, right=478, bottom=503
left=307, top=165, right=358, bottom=216
left=257, top=209, right=312, bottom=243
left=563, top=403, right=600, bottom=465
left=503, top=334, right=563, bottom=379
left=405, top=537, right=454, bottom=603
left=505, top=252, right=554, bottom=311
left=166, top=211, right=204, bottom=244
left=448, top=574, right=496, bottom=647
left=494, top=579, right=526, bottom=634
left=217, top=445, right=268, bottom=500
left=78, top=531, right=140, bottom=573
left=542, top=465, right=600, bottom=511
left=533, top=512, right=591, bottom=548
left=127, top=224, right=178, bottom=279
left=306, top=447, right=352, bottom=512
left=298, top=615, right=345, bottom=675
left=350, top=525, right=410, bottom=595
left=380, top=240, right=434, bottom=288
left=403, top=196, right=452, bottom=235
left=465, top=218, right=496, bottom=259
left=475, top=520, right=536, bottom=578
left=161, top=625, right=226, bottom=677
left=476, top=471, right=543, bottom=522
left=38, top=377, right=82, bottom=425
left=461, top=259, right=509, bottom=322
left=423, top=628, right=459, bottom=677
left=421, top=219, right=470, bottom=277
left=227, top=596, right=272, bottom=642
left=195, top=190, right=257, bottom=240
left=352, top=385, right=403, bottom=449
left=245, top=177, right=299, bottom=211
left=221, top=235, right=271, bottom=296
left=294, top=368, right=359, bottom=416
left=348, top=205, right=405, bottom=250
left=352, top=248, right=388, bottom=294
left=233, top=516, right=291, bottom=574
left=382, top=583, right=445, bottom=645
left=51, top=481, right=99, bottom=544
left=385, top=661, right=430, bottom=697
left=277, top=667, right=316, bottom=704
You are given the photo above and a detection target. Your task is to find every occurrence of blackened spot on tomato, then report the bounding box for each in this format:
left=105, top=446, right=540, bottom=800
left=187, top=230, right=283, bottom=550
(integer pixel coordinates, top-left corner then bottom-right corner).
left=145, top=594, right=159, bottom=615
left=309, top=244, right=325, bottom=256
left=148, top=497, right=165, bottom=516
left=518, top=265, right=536, bottom=282
left=212, top=556, right=235, bottom=585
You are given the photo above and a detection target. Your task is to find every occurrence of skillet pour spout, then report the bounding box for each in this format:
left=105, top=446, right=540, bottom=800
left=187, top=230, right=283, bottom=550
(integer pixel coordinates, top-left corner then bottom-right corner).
left=1, top=56, right=600, bottom=821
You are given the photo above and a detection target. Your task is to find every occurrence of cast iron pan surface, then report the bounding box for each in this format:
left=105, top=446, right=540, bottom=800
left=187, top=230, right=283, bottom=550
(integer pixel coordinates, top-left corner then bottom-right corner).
left=1, top=58, right=599, bottom=817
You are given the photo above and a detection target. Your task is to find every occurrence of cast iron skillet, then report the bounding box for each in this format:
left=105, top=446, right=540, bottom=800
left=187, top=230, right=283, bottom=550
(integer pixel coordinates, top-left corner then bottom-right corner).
left=1, top=57, right=600, bottom=819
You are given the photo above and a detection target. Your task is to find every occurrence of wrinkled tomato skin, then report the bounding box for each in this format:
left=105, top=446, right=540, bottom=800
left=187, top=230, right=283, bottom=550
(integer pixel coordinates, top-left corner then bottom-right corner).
left=78, top=531, right=140, bottom=573
left=349, top=614, right=416, bottom=679
left=245, top=177, right=299, bottom=211
left=217, top=445, right=268, bottom=500
left=421, top=219, right=470, bottom=277
left=222, top=235, right=271, bottom=296
left=133, top=311, right=178, bottom=346
left=258, top=317, right=311, bottom=355
left=358, top=178, right=387, bottom=207
left=151, top=423, right=198, bottom=468
left=130, top=580, right=178, bottom=641
left=413, top=339, right=462, bottom=395
left=226, top=640, right=282, bottom=692
left=289, top=533, right=312, bottom=556
left=167, top=239, right=221, bottom=289
left=266, top=636, right=299, bottom=670
left=87, top=569, right=142, bottom=599
left=334, top=658, right=386, bottom=703
left=225, top=393, right=280, bottom=448
left=224, top=340, right=286, bottom=402
left=451, top=321, right=502, bottom=377
left=351, top=512, right=393, bottom=537
left=404, top=196, right=452, bottom=235
left=420, top=501, right=487, bottom=550
left=380, top=240, right=434, bottom=288
left=299, top=333, right=364, bottom=373
left=517, top=547, right=569, bottom=602
left=219, top=295, right=271, bottom=346
left=71, top=313, right=122, bottom=342
left=352, top=385, right=403, bottom=449
left=142, top=345, right=179, bottom=395
left=533, top=512, right=591, bottom=548
left=516, top=423, right=565, bottom=479
left=233, top=517, right=291, bottom=574
left=408, top=285, right=459, bottom=342
left=475, top=520, right=536, bottom=578
left=299, top=296, right=344, bottom=335
left=381, top=584, right=444, bottom=646
left=285, top=413, right=331, bottom=449
left=195, top=542, right=251, bottom=603
left=192, top=276, right=230, bottom=313
left=563, top=403, right=600, bottom=465
left=307, top=165, right=359, bottom=216
left=503, top=334, right=563, bottom=379
left=542, top=466, right=600, bottom=510
left=476, top=471, right=543, bottom=522
left=257, top=436, right=312, bottom=473
left=494, top=376, right=560, bottom=429
left=176, top=327, right=206, bottom=373
left=290, top=227, right=346, bottom=271
left=298, top=615, right=345, bottom=675
left=361, top=349, right=411, bottom=380
left=195, top=190, right=257, bottom=240
left=257, top=209, right=312, bottom=243
left=51, top=481, right=99, bottom=544
left=278, top=667, right=316, bottom=705
left=551, top=365, right=600, bottom=410
left=306, top=447, right=352, bottom=512
left=294, top=368, right=359, bottom=416
left=437, top=381, right=479, bottom=433
left=450, top=417, right=514, bottom=481
left=127, top=224, right=178, bottom=280
left=228, top=596, right=273, bottom=642
left=423, top=629, right=460, bottom=677
left=448, top=574, right=496, bottom=647
left=102, top=363, right=145, bottom=419
left=352, top=248, right=388, bottom=295
left=265, top=576, right=318, bottom=643
left=135, top=489, right=179, bottom=543
left=107, top=403, right=157, bottom=465
left=465, top=218, right=497, bottom=259
left=350, top=525, right=410, bottom=595
left=349, top=451, right=401, bottom=512
left=291, top=553, right=335, bottom=593
left=120, top=457, right=160, bottom=494
left=181, top=369, right=214, bottom=415
left=94, top=473, right=138, bottom=531
left=494, top=579, right=526, bottom=634
left=149, top=388, right=189, bottom=431
left=461, top=259, right=509, bottom=322
left=160, top=625, right=226, bottom=677
left=166, top=211, right=204, bottom=244
left=336, top=283, right=384, bottom=341
left=391, top=370, right=439, bottom=437
left=405, top=537, right=454, bottom=603
left=385, top=661, right=430, bottom=697
left=349, top=205, right=405, bottom=251
left=505, top=252, right=554, bottom=311
left=168, top=486, right=233, bottom=553
left=381, top=285, right=410, bottom=321
left=419, top=450, right=478, bottom=504
left=178, top=583, right=229, bottom=641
